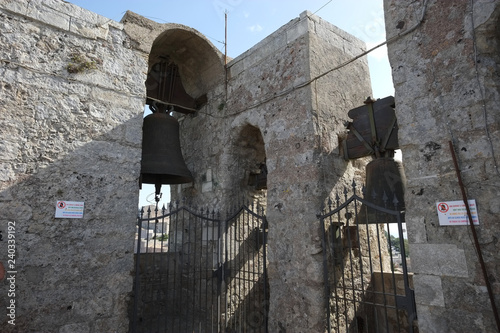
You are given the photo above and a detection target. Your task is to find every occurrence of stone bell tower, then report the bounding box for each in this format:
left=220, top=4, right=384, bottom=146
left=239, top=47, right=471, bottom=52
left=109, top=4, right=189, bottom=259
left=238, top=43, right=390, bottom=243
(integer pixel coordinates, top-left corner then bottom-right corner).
left=154, top=11, right=373, bottom=331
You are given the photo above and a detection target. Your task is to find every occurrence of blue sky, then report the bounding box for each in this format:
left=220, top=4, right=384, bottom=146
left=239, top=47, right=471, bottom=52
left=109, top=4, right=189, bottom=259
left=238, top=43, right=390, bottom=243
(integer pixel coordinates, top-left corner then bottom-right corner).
left=68, top=0, right=392, bottom=93
left=66, top=0, right=394, bottom=207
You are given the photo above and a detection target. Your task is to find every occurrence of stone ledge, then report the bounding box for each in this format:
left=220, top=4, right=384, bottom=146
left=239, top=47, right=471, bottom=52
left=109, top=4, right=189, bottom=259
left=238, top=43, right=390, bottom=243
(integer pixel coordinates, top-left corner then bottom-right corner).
left=0, top=0, right=122, bottom=40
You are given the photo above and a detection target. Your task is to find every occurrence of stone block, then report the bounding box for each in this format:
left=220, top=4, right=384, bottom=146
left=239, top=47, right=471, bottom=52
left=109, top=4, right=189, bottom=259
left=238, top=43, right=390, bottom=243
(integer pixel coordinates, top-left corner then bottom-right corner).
left=411, top=243, right=468, bottom=277
left=413, top=274, right=445, bottom=306
left=406, top=216, right=426, bottom=244
left=286, top=15, right=309, bottom=44
left=414, top=305, right=450, bottom=333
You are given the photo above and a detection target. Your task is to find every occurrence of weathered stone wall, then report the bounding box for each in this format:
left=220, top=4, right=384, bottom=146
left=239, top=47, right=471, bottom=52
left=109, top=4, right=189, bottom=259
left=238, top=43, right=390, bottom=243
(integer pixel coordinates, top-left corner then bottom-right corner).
left=0, top=0, right=146, bottom=331
left=0, top=1, right=374, bottom=330
left=172, top=11, right=372, bottom=332
left=385, top=0, right=500, bottom=331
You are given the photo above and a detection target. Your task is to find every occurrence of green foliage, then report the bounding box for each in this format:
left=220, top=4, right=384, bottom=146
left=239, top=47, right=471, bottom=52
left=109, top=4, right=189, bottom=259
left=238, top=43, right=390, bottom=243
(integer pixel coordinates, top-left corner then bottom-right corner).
left=155, top=233, right=169, bottom=242
left=386, top=231, right=410, bottom=257
left=66, top=53, right=98, bottom=73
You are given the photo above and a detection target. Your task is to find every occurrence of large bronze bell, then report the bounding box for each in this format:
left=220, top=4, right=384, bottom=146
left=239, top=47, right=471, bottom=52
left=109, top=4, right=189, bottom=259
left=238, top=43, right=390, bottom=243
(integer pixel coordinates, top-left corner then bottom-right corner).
left=365, top=157, right=406, bottom=208
left=140, top=112, right=193, bottom=194
left=358, top=157, right=406, bottom=223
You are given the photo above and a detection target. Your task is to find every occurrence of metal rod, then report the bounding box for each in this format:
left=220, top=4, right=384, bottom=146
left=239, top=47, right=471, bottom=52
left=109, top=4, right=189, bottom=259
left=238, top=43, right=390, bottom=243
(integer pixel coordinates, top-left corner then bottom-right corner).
left=204, top=219, right=209, bottom=333
left=320, top=215, right=332, bottom=333
left=448, top=140, right=500, bottom=332
left=262, top=212, right=269, bottom=333
left=170, top=203, right=179, bottom=332
left=132, top=209, right=144, bottom=332
left=224, top=10, right=228, bottom=100
left=374, top=221, right=391, bottom=333
left=162, top=206, right=170, bottom=332
left=353, top=196, right=368, bottom=333
left=189, top=212, right=195, bottom=332
left=334, top=198, right=342, bottom=333
left=195, top=212, right=201, bottom=330
left=345, top=208, right=360, bottom=332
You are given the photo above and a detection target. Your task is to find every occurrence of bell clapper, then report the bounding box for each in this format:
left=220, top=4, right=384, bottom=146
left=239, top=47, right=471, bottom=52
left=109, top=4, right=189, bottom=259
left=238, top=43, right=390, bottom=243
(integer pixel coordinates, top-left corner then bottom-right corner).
left=154, top=182, right=162, bottom=208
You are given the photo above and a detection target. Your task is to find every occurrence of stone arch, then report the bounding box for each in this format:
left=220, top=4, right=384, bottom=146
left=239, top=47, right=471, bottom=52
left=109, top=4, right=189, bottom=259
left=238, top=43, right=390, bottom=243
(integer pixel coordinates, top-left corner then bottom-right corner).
left=148, top=25, right=226, bottom=101
left=139, top=24, right=226, bottom=201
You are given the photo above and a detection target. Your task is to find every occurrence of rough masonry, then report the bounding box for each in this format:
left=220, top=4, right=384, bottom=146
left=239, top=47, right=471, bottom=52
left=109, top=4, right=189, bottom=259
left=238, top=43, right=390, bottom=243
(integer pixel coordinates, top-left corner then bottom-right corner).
left=0, top=0, right=145, bottom=331
left=2, top=0, right=498, bottom=332
left=385, top=0, right=500, bottom=331
left=0, top=0, right=371, bottom=331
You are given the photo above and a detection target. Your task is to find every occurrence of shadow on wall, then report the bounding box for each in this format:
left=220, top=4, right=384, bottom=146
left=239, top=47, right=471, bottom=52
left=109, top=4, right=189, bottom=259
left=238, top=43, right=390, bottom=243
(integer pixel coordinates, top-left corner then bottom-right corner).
left=0, top=115, right=142, bottom=332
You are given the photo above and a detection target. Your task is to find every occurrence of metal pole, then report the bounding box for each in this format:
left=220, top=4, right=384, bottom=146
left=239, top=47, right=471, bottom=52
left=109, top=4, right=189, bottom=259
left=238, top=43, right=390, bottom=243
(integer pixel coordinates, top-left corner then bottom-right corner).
left=224, top=11, right=228, bottom=100
left=449, top=141, right=500, bottom=332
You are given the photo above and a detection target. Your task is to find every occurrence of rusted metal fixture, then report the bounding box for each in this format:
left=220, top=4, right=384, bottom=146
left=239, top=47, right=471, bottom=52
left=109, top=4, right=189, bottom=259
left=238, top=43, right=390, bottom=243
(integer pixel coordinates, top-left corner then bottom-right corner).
left=145, top=59, right=206, bottom=114
left=343, top=96, right=399, bottom=160
left=449, top=141, right=500, bottom=332
left=343, top=96, right=405, bottom=217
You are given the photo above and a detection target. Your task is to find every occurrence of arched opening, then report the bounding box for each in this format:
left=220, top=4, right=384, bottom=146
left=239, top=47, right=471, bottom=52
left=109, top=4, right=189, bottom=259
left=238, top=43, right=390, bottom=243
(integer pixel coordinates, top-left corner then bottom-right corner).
left=138, top=25, right=225, bottom=209
left=233, top=124, right=267, bottom=207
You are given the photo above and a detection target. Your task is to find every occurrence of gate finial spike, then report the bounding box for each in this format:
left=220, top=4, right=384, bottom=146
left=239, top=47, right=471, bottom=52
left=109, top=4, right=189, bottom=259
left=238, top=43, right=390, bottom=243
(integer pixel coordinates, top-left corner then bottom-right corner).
left=382, top=190, right=388, bottom=207
left=392, top=194, right=399, bottom=209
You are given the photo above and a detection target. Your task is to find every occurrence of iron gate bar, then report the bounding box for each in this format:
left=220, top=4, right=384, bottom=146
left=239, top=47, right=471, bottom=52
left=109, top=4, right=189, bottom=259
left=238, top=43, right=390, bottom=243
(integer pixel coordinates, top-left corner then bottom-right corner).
left=224, top=203, right=268, bottom=333
left=318, top=183, right=416, bottom=333
left=131, top=202, right=267, bottom=333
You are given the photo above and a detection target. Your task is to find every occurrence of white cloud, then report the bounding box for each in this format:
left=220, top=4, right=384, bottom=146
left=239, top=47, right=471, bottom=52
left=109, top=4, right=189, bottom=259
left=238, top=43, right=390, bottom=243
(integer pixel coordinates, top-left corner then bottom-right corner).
left=366, top=41, right=388, bottom=61
left=247, top=24, right=263, bottom=32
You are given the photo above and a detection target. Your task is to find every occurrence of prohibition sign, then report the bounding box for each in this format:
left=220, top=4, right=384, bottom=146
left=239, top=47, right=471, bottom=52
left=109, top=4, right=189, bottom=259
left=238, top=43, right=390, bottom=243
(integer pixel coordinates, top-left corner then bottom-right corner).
left=437, top=202, right=449, bottom=213
left=57, top=201, right=66, bottom=209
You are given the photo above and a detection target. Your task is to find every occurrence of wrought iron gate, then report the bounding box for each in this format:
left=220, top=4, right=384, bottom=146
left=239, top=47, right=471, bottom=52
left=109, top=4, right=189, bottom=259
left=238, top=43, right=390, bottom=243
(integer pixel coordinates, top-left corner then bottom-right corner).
left=130, top=201, right=268, bottom=333
left=318, top=182, right=417, bottom=333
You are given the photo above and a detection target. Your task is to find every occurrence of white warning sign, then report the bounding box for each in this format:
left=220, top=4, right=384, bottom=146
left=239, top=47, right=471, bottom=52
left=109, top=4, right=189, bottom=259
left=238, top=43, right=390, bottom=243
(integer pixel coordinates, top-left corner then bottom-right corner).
left=436, top=200, right=479, bottom=226
left=55, top=201, right=84, bottom=219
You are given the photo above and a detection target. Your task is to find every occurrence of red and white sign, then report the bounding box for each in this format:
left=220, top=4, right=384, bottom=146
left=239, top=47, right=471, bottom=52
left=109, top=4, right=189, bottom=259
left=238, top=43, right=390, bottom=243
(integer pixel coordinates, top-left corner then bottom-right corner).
left=55, top=201, right=84, bottom=219
left=436, top=200, right=479, bottom=226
